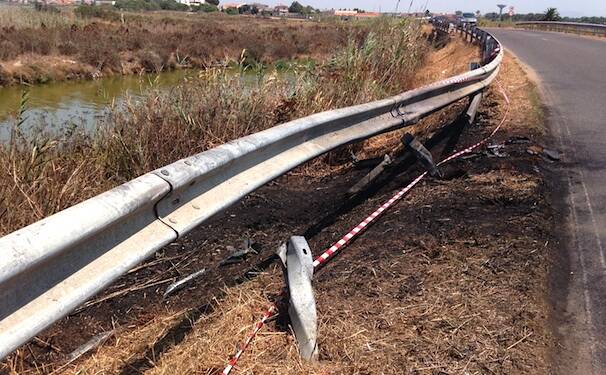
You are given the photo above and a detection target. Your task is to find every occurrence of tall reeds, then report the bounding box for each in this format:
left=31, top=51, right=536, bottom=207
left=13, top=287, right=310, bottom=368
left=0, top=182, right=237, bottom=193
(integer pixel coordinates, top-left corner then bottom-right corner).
left=0, top=18, right=427, bottom=235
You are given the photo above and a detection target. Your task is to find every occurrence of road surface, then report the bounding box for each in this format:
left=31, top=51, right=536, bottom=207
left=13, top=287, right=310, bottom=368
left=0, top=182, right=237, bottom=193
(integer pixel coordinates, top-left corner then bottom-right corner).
left=487, top=28, right=606, bottom=374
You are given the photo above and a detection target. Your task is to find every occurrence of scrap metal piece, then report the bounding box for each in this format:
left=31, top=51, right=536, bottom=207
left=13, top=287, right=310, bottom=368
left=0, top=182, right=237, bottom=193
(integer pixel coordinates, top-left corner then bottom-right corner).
left=348, top=154, right=392, bottom=196
left=402, top=133, right=442, bottom=178
left=163, top=268, right=207, bottom=297
left=276, top=237, right=318, bottom=361
left=66, top=331, right=113, bottom=364
left=219, top=239, right=259, bottom=266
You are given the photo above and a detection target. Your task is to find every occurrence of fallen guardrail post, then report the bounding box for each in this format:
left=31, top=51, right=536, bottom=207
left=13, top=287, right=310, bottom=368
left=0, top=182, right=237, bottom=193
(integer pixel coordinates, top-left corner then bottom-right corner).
left=402, top=134, right=442, bottom=178
left=276, top=237, right=318, bottom=361
left=348, top=154, right=393, bottom=196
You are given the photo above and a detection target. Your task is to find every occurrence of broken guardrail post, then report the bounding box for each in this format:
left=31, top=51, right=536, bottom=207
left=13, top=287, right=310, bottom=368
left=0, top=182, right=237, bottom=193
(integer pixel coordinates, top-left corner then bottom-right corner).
left=348, top=154, right=392, bottom=196
left=402, top=133, right=442, bottom=178
left=276, top=236, right=318, bottom=361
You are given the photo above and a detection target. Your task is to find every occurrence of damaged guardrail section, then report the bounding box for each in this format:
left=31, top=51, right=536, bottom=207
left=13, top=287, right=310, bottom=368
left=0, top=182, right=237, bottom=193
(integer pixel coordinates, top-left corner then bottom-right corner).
left=0, top=23, right=503, bottom=359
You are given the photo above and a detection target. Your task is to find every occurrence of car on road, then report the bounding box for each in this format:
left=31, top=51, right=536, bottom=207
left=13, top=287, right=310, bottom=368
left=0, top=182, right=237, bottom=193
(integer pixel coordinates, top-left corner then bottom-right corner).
left=458, top=12, right=477, bottom=26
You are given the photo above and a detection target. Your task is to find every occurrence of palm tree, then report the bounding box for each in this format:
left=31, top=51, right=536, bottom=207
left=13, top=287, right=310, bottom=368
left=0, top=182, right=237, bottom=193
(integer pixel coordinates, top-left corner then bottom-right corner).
left=543, top=7, right=561, bottom=21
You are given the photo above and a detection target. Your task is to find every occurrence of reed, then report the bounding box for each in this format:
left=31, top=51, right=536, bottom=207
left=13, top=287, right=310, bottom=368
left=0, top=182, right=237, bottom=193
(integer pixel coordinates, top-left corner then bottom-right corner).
left=0, top=18, right=427, bottom=235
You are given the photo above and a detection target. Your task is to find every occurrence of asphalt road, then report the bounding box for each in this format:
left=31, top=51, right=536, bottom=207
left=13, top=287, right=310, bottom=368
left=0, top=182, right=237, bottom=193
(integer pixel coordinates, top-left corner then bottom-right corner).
left=487, top=28, right=606, bottom=374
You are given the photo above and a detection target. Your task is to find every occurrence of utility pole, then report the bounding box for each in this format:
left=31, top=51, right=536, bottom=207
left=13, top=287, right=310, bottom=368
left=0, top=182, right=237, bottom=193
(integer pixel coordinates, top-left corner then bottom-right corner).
left=497, top=4, right=506, bottom=21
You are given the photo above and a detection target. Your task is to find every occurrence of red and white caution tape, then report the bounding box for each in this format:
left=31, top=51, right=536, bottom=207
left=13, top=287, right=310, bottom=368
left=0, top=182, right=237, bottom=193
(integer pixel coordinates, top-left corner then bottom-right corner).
left=221, top=305, right=277, bottom=375
left=312, top=172, right=426, bottom=268
left=222, top=82, right=510, bottom=374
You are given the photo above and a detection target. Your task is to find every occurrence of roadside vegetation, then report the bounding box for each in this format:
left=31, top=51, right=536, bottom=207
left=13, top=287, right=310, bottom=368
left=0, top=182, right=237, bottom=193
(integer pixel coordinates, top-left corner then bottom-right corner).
left=0, top=18, right=427, bottom=236
left=479, top=7, right=606, bottom=27
left=0, top=5, right=350, bottom=86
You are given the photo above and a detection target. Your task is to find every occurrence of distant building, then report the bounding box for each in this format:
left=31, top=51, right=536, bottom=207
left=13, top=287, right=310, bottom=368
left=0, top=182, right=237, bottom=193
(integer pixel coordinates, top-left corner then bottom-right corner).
left=94, top=0, right=116, bottom=5
left=334, top=10, right=357, bottom=17
left=274, top=4, right=289, bottom=14
left=249, top=2, right=269, bottom=11
left=177, top=0, right=206, bottom=5
left=221, top=3, right=244, bottom=10
left=334, top=10, right=381, bottom=19
left=46, top=0, right=76, bottom=5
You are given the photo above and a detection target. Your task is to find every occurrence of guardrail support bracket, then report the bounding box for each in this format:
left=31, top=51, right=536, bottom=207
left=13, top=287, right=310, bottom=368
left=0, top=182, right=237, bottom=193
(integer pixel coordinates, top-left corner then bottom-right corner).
left=402, top=133, right=442, bottom=178
left=276, top=236, right=318, bottom=361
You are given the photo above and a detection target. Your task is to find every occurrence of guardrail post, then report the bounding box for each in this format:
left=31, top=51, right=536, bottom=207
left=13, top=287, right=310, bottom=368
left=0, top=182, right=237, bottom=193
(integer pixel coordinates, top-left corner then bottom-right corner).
left=402, top=134, right=442, bottom=178
left=276, top=237, right=318, bottom=361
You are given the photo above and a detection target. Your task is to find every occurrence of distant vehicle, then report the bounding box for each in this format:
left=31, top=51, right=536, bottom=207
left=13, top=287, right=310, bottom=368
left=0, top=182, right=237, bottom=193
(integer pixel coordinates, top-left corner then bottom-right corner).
left=458, top=12, right=478, bottom=25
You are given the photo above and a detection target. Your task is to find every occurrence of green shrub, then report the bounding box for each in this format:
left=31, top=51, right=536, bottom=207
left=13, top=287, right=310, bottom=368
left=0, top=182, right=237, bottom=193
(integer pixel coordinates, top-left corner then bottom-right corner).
left=114, top=0, right=160, bottom=11
left=158, top=0, right=189, bottom=11
left=74, top=4, right=120, bottom=21
left=34, top=2, right=60, bottom=14
left=196, top=3, right=218, bottom=12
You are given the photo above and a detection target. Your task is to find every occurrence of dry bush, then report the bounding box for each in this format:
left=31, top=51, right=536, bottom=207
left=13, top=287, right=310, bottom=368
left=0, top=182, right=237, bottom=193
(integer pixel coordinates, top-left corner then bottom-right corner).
left=0, top=19, right=427, bottom=237
left=0, top=9, right=354, bottom=85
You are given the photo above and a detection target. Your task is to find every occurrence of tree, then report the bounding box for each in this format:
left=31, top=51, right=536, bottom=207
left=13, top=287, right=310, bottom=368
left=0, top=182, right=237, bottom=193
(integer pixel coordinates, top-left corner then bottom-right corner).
left=543, top=7, right=561, bottom=21
left=206, top=0, right=219, bottom=5
left=238, top=4, right=250, bottom=13
left=197, top=3, right=218, bottom=12
left=289, top=1, right=304, bottom=14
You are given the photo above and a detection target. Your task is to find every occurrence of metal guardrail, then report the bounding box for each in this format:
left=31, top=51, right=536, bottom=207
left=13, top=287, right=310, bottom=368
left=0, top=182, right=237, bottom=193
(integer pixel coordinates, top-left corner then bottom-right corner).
left=0, top=22, right=503, bottom=359
left=515, top=21, right=606, bottom=37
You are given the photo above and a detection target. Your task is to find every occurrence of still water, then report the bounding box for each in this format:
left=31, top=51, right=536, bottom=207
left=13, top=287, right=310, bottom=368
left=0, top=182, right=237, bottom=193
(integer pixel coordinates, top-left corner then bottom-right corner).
left=0, top=70, right=199, bottom=141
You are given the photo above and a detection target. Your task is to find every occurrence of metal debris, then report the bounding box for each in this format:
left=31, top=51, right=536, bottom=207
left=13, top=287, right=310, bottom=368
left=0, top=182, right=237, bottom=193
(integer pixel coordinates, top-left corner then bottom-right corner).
left=219, top=238, right=259, bottom=266
left=542, top=148, right=561, bottom=161
left=403, top=133, right=442, bottom=178
left=66, top=331, right=113, bottom=363
left=486, top=144, right=508, bottom=158
left=164, top=268, right=207, bottom=297
left=505, top=136, right=531, bottom=145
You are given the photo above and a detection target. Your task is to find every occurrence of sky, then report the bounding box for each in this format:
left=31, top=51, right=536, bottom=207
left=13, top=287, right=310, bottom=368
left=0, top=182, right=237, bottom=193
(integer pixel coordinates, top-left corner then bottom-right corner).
left=265, top=1, right=606, bottom=17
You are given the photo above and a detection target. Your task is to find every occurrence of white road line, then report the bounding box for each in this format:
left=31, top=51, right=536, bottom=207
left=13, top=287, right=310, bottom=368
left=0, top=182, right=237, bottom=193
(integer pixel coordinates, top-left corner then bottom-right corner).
left=567, top=174, right=599, bottom=373
left=554, top=109, right=599, bottom=372
left=562, top=122, right=606, bottom=270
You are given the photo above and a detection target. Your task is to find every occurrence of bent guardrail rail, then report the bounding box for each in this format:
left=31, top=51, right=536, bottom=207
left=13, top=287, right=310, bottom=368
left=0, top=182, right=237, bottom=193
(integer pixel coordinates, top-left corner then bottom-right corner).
left=515, top=21, right=606, bottom=37
left=0, top=22, right=503, bottom=359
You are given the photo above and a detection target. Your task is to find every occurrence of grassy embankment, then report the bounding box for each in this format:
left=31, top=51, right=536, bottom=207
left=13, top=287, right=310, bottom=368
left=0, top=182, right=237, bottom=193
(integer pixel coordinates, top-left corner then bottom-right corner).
left=0, top=17, right=428, bottom=236
left=0, top=6, right=353, bottom=85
